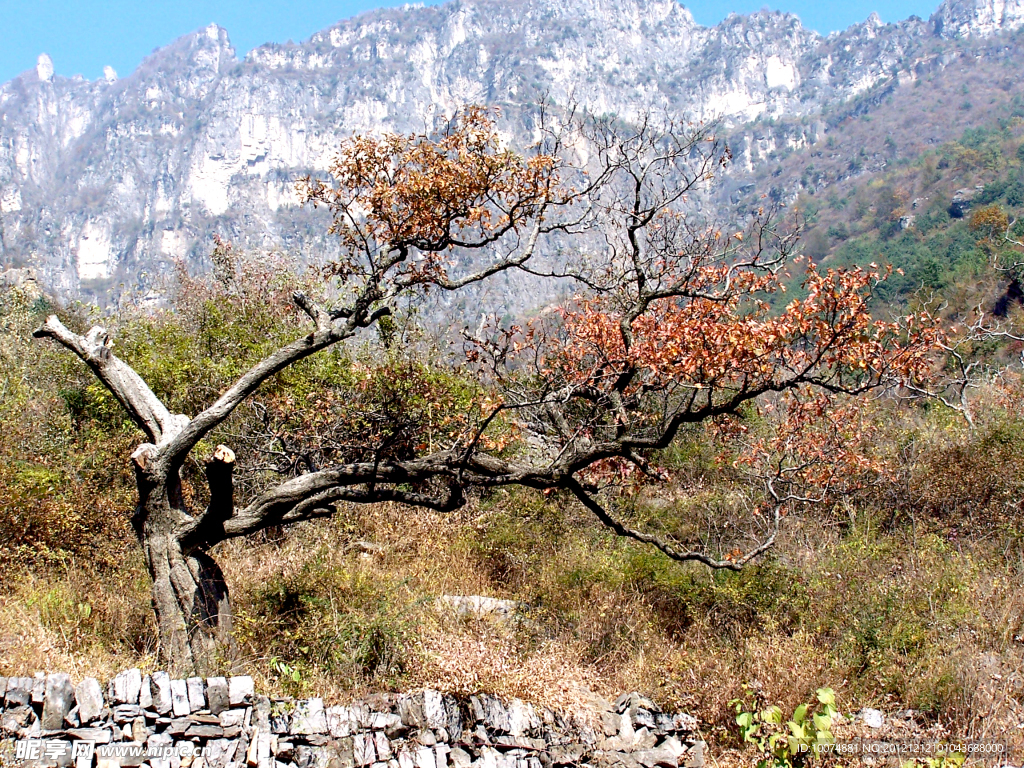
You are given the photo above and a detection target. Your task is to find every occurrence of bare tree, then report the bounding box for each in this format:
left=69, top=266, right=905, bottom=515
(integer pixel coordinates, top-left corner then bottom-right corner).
left=35, top=109, right=934, bottom=673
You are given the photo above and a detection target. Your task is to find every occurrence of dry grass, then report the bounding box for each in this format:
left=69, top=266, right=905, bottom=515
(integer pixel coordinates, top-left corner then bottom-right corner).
left=0, top=560, right=156, bottom=680
left=3, top=411, right=1024, bottom=763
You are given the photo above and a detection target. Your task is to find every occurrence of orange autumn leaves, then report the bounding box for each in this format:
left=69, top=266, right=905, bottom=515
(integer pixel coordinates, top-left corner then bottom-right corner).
left=300, top=107, right=558, bottom=286
left=295, top=107, right=945, bottom=515
left=551, top=263, right=937, bottom=401
left=536, top=261, right=941, bottom=498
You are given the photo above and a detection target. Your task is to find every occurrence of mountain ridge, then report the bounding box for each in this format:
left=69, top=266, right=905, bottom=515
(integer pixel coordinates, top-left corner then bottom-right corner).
left=1, top=0, right=1023, bottom=308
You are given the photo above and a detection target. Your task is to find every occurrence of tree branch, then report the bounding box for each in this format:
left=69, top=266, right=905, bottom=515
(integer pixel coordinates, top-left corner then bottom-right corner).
left=566, top=478, right=778, bottom=571
left=33, top=315, right=187, bottom=444
left=160, top=311, right=366, bottom=472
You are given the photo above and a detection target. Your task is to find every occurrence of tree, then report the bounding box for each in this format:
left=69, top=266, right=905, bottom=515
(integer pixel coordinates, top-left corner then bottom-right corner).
left=35, top=109, right=936, bottom=674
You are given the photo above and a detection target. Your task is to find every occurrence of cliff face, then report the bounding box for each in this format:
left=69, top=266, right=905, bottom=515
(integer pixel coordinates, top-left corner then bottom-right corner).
left=0, top=0, right=1020, bottom=306
left=933, top=0, right=1024, bottom=37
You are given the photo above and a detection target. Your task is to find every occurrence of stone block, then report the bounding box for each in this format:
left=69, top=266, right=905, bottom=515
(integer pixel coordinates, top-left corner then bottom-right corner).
left=269, top=705, right=289, bottom=735
left=206, top=678, right=229, bottom=715
left=548, top=744, right=587, bottom=765
left=220, top=709, right=246, bottom=728
left=632, top=749, right=677, bottom=768
left=671, top=714, right=696, bottom=733
left=5, top=677, right=33, bottom=706
left=168, top=718, right=192, bottom=736
left=2, top=703, right=37, bottom=737
left=506, top=700, right=540, bottom=738
left=350, top=703, right=372, bottom=729
left=187, top=677, right=206, bottom=712
left=204, top=737, right=235, bottom=768
left=75, top=678, right=105, bottom=724
left=42, top=673, right=76, bottom=730
left=632, top=710, right=656, bottom=731
left=314, top=744, right=356, bottom=768
left=369, top=713, right=402, bottom=732
left=139, top=675, right=153, bottom=709
left=417, top=729, right=436, bottom=746
left=653, top=714, right=674, bottom=736
left=187, top=724, right=226, bottom=739
left=132, top=716, right=149, bottom=744
left=276, top=742, right=295, bottom=761
left=291, top=698, right=328, bottom=735
left=66, top=727, right=112, bottom=744
left=631, top=727, right=657, bottom=751
left=658, top=737, right=684, bottom=759
left=373, top=733, right=392, bottom=761
left=353, top=733, right=377, bottom=766
left=171, top=679, right=190, bottom=717
left=327, top=706, right=353, bottom=738
left=228, top=677, right=254, bottom=706
left=110, top=669, right=143, bottom=705
left=470, top=695, right=509, bottom=734
left=602, top=711, right=620, bottom=737
left=413, top=747, right=435, bottom=768
left=150, top=672, right=173, bottom=714
left=113, top=704, right=141, bottom=723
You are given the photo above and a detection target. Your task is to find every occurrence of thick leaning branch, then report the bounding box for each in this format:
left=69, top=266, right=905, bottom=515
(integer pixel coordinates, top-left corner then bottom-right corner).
left=33, top=315, right=186, bottom=444
left=160, top=294, right=375, bottom=472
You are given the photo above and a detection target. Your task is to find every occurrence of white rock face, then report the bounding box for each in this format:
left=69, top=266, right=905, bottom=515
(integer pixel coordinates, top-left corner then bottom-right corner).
left=764, top=56, right=798, bottom=90
left=187, top=153, right=237, bottom=216
left=36, top=54, right=54, bottom=82
left=0, top=188, right=21, bottom=212
left=103, top=66, right=117, bottom=82
left=160, top=229, right=189, bottom=258
left=76, top=222, right=114, bottom=280
left=933, top=0, right=1024, bottom=36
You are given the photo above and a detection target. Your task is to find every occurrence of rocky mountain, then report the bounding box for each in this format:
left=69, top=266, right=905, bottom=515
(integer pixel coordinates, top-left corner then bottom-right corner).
left=1, top=0, right=1023, bottom=311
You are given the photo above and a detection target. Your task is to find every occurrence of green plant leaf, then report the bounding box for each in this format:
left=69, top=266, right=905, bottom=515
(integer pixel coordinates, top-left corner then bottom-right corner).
left=791, top=703, right=808, bottom=724
left=816, top=688, right=836, bottom=708
left=763, top=705, right=784, bottom=725
left=787, top=735, right=803, bottom=756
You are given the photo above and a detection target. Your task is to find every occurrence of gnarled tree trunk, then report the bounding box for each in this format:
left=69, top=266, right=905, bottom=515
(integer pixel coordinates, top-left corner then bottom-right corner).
left=32, top=284, right=407, bottom=673
left=33, top=318, right=251, bottom=674
left=144, top=525, right=235, bottom=675
left=131, top=443, right=240, bottom=674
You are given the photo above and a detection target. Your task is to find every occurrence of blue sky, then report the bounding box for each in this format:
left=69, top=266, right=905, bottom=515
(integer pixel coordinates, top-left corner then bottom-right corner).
left=1, top=0, right=940, bottom=85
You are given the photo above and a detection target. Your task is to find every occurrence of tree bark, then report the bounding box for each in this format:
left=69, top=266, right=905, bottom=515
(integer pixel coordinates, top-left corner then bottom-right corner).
left=135, top=457, right=238, bottom=675
left=145, top=531, right=236, bottom=676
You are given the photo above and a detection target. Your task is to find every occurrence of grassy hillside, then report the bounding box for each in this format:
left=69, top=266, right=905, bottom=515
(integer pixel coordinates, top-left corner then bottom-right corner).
left=1, top=247, right=1023, bottom=761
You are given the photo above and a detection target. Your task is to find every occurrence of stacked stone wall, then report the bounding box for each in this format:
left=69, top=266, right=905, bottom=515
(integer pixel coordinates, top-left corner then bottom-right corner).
left=0, top=672, right=704, bottom=768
